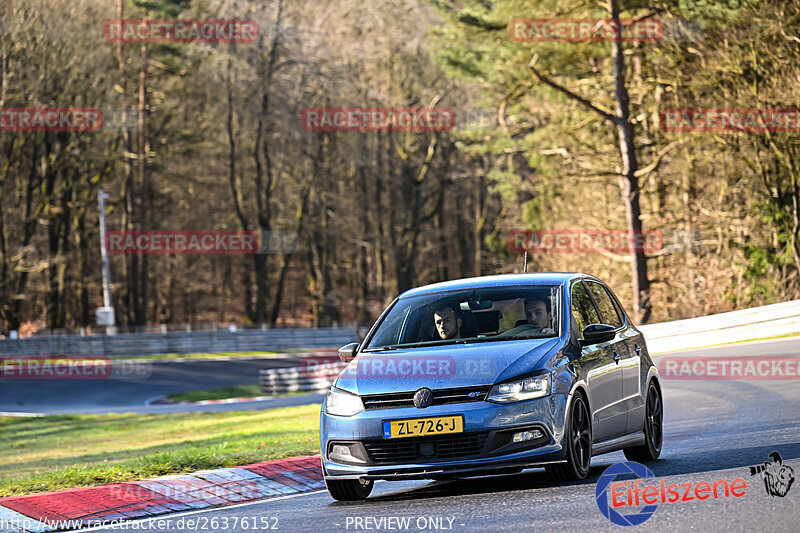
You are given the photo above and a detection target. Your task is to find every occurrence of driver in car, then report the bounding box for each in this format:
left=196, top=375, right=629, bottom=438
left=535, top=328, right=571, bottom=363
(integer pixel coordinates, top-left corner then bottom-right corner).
left=525, top=296, right=556, bottom=335
left=433, top=306, right=462, bottom=340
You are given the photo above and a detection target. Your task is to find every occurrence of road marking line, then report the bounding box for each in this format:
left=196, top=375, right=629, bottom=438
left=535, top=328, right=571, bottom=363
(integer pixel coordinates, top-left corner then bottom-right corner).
left=0, top=504, right=53, bottom=532
left=144, top=395, right=166, bottom=405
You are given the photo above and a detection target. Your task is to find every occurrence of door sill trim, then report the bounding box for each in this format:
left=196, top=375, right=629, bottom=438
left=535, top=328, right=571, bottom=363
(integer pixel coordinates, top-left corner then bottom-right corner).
left=591, top=431, right=645, bottom=456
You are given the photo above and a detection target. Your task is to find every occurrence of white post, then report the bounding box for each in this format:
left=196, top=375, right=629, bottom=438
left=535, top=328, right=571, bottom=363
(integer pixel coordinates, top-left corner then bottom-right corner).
left=97, top=189, right=116, bottom=334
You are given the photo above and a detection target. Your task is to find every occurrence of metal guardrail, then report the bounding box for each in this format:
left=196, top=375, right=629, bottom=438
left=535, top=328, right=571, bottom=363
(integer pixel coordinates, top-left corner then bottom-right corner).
left=0, top=328, right=360, bottom=357
left=639, top=299, right=800, bottom=354
left=25, top=321, right=364, bottom=337
left=259, top=361, right=346, bottom=395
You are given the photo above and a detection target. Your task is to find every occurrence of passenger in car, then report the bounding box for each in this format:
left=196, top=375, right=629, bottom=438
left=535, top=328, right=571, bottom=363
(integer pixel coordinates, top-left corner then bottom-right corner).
left=433, top=305, right=463, bottom=340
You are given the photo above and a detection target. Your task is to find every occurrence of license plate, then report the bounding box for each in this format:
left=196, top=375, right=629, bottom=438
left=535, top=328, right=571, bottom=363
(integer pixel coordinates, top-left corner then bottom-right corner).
left=382, top=415, right=464, bottom=439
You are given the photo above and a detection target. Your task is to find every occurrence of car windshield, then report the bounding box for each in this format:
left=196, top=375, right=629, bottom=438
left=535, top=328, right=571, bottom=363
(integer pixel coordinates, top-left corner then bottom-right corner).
left=363, top=285, right=561, bottom=351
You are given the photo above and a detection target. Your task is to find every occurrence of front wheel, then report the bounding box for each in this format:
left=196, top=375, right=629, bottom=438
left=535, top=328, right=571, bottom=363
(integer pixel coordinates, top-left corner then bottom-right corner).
left=624, top=381, right=663, bottom=462
left=547, top=394, right=592, bottom=482
left=325, top=476, right=374, bottom=501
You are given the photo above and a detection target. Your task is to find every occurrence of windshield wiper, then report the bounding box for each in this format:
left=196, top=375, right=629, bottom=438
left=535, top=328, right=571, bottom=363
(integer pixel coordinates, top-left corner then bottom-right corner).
left=443, top=335, right=553, bottom=345
left=451, top=336, right=508, bottom=345
left=365, top=337, right=511, bottom=351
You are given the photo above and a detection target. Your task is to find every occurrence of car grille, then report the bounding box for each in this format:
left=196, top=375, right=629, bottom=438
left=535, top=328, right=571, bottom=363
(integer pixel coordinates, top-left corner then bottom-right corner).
left=361, top=386, right=491, bottom=410
left=363, top=432, right=488, bottom=465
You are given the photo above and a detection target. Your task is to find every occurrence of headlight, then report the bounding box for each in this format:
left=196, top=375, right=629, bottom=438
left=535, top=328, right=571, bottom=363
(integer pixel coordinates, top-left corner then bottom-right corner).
left=486, top=374, right=550, bottom=403
left=325, top=387, right=365, bottom=416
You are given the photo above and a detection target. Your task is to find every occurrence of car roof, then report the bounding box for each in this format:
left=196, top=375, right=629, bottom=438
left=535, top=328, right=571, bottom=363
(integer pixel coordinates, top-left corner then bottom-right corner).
left=398, top=272, right=597, bottom=299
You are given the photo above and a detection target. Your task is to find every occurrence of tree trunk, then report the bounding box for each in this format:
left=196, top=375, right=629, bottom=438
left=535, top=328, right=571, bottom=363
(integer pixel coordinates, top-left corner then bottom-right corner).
left=223, top=55, right=255, bottom=322
left=682, top=151, right=697, bottom=315
left=10, top=141, right=41, bottom=330
left=609, top=0, right=650, bottom=323
left=528, top=3, right=653, bottom=324
left=117, top=0, right=137, bottom=327
left=374, top=131, right=386, bottom=293
left=356, top=144, right=370, bottom=321
left=788, top=156, right=800, bottom=273
left=251, top=0, right=285, bottom=323
left=0, top=47, right=9, bottom=322
left=270, top=178, right=312, bottom=324
left=75, top=211, right=91, bottom=327
left=136, top=40, right=150, bottom=326
left=474, top=172, right=485, bottom=277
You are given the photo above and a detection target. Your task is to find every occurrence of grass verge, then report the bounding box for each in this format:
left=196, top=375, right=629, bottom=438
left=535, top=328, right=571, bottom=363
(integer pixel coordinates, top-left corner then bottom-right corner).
left=164, top=386, right=310, bottom=402
left=0, top=405, right=321, bottom=497
left=165, top=385, right=264, bottom=403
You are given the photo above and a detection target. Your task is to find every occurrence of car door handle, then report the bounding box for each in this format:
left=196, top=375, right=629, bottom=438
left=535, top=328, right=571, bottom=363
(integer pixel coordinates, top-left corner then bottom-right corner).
left=613, top=352, right=621, bottom=364
left=634, top=344, right=641, bottom=354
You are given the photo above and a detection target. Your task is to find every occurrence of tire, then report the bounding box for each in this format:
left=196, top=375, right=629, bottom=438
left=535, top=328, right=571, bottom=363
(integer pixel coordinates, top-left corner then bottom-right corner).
left=624, top=381, right=663, bottom=462
left=546, top=394, right=592, bottom=482
left=324, top=476, right=374, bottom=501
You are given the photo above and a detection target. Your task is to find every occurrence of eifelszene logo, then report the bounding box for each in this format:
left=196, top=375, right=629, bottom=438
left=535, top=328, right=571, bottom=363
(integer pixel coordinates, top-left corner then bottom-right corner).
left=596, top=461, right=748, bottom=526
left=596, top=462, right=659, bottom=526
left=749, top=452, right=795, bottom=497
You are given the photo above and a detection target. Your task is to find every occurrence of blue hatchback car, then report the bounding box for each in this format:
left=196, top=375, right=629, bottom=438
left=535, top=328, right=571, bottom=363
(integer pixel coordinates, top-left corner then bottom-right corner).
left=320, top=273, right=662, bottom=500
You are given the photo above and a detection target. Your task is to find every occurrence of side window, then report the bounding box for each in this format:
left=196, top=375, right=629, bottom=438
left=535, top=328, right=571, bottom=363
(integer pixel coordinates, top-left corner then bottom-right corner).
left=571, top=282, right=600, bottom=337
left=369, top=305, right=409, bottom=347
left=586, top=282, right=623, bottom=328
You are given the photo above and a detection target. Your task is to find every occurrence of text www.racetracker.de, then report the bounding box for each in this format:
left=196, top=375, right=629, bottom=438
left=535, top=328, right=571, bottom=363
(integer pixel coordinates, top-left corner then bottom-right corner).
left=2, top=516, right=279, bottom=531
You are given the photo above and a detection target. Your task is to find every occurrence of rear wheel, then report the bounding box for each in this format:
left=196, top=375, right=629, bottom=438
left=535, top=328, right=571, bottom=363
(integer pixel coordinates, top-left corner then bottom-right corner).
left=624, top=382, right=663, bottom=462
left=547, top=394, right=591, bottom=482
left=324, top=476, right=374, bottom=501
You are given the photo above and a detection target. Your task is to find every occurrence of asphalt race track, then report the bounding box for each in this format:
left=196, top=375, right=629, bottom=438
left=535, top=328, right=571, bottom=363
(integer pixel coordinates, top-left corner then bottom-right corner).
left=74, top=338, right=800, bottom=532
left=0, top=355, right=324, bottom=415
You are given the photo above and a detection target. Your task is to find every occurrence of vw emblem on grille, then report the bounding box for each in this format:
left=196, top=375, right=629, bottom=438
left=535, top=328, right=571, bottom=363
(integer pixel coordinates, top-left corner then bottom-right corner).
left=413, top=388, right=433, bottom=408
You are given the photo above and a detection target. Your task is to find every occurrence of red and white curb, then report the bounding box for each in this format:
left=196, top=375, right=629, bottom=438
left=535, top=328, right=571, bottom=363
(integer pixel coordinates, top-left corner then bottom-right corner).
left=0, top=456, right=324, bottom=532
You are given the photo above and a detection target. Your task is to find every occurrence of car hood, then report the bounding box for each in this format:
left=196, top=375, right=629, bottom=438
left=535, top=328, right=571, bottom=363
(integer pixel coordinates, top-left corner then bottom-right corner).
left=333, top=337, right=562, bottom=396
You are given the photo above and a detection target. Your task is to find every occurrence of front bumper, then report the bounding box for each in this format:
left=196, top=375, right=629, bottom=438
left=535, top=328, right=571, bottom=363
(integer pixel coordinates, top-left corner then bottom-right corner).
left=320, top=392, right=570, bottom=481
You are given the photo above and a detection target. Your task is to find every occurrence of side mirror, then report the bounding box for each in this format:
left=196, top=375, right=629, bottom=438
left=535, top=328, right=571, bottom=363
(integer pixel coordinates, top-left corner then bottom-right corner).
left=579, top=324, right=616, bottom=346
left=338, top=342, right=359, bottom=363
